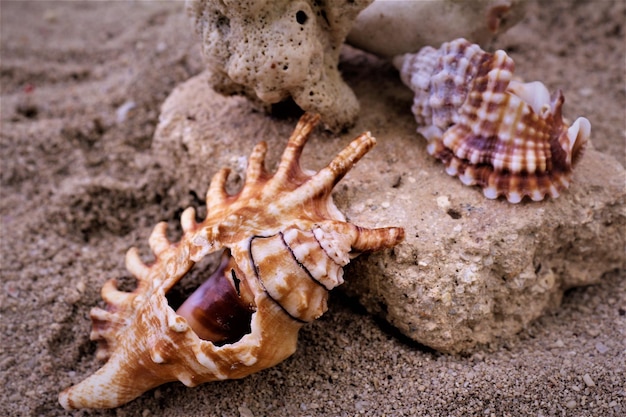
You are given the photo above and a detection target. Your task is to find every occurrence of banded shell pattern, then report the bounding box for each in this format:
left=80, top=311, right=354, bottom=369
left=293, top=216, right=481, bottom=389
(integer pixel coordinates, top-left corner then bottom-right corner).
left=394, top=38, right=591, bottom=203
left=58, top=113, right=404, bottom=409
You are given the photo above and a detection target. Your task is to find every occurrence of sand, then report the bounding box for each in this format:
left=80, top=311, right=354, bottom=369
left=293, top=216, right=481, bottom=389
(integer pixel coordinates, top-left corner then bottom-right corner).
left=1, top=1, right=624, bottom=416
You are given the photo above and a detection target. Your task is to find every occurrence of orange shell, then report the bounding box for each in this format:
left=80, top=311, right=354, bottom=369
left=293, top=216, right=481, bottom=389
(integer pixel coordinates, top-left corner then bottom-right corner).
left=58, top=113, right=403, bottom=409
left=395, top=38, right=591, bottom=203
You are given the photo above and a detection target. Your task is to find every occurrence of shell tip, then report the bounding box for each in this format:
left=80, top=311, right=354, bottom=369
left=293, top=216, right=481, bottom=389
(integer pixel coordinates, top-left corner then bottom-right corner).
left=568, top=117, right=591, bottom=163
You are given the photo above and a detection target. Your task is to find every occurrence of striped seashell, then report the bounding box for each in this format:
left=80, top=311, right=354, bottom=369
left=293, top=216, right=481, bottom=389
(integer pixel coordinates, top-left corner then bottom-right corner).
left=394, top=38, right=591, bottom=203
left=58, top=113, right=404, bottom=409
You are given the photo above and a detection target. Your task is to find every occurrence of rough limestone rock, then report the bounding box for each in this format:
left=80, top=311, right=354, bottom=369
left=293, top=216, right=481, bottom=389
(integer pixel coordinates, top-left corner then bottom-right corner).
left=153, top=55, right=625, bottom=353
left=186, top=0, right=372, bottom=132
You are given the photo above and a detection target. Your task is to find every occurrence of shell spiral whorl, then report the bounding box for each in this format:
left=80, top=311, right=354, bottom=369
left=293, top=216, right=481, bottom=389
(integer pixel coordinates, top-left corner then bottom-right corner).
left=58, top=113, right=404, bottom=409
left=395, top=38, right=591, bottom=203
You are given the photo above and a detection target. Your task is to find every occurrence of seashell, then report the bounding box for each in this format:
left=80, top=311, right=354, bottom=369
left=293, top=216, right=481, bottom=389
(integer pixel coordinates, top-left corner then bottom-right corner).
left=58, top=113, right=404, bottom=409
left=394, top=38, right=591, bottom=203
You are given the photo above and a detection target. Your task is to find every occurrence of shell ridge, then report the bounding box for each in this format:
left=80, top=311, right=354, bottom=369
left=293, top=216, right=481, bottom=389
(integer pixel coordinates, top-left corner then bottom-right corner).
left=279, top=229, right=331, bottom=290
left=248, top=235, right=309, bottom=324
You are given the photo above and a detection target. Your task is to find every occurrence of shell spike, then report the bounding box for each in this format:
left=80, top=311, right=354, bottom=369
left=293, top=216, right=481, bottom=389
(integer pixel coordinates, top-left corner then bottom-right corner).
left=244, top=141, right=269, bottom=185
left=508, top=80, right=551, bottom=115
left=306, top=132, right=377, bottom=199
left=59, top=349, right=162, bottom=410
left=125, top=247, right=151, bottom=282
left=274, top=112, right=320, bottom=182
left=567, top=117, right=590, bottom=165
left=549, top=89, right=565, bottom=120
left=181, top=207, right=198, bottom=233
left=100, top=279, right=136, bottom=306
left=148, top=222, right=171, bottom=256
left=206, top=168, right=231, bottom=211
left=316, top=220, right=404, bottom=257
left=325, top=132, right=376, bottom=183
left=351, top=225, right=405, bottom=253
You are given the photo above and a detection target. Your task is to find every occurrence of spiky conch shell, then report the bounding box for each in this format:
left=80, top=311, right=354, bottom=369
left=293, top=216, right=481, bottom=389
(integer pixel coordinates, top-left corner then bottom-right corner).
left=394, top=38, right=591, bottom=203
left=58, top=113, right=404, bottom=409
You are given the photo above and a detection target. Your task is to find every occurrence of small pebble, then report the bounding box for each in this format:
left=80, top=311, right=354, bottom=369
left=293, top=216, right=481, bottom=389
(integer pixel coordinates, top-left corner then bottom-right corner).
left=582, top=373, right=596, bottom=387
left=504, top=233, right=519, bottom=242
left=565, top=399, right=577, bottom=409
left=238, top=405, right=254, bottom=417
left=5, top=282, right=19, bottom=298
left=595, top=342, right=609, bottom=354
left=436, top=195, right=450, bottom=210
left=116, top=100, right=137, bottom=123
left=586, top=327, right=601, bottom=337
left=355, top=400, right=370, bottom=411
left=153, top=389, right=162, bottom=400
left=156, top=41, right=167, bottom=53
left=336, top=334, right=350, bottom=348
left=43, top=9, right=58, bottom=23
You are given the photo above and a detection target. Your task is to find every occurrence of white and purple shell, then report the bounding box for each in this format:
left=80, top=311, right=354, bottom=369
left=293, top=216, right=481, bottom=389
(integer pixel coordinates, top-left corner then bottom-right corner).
left=395, top=38, right=591, bottom=203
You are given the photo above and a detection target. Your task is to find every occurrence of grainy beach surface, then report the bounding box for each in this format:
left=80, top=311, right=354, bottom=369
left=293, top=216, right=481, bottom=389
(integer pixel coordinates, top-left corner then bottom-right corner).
left=1, top=1, right=624, bottom=416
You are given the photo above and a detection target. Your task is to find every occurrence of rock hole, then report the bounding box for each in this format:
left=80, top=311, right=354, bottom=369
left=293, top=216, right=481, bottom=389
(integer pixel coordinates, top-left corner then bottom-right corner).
left=16, top=102, right=38, bottom=119
left=320, top=10, right=329, bottom=26
left=296, top=10, right=308, bottom=25
left=271, top=98, right=304, bottom=119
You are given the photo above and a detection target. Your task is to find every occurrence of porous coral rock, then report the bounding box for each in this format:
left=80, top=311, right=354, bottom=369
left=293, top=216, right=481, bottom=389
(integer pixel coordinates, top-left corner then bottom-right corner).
left=186, top=0, right=372, bottom=132
left=154, top=60, right=625, bottom=353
